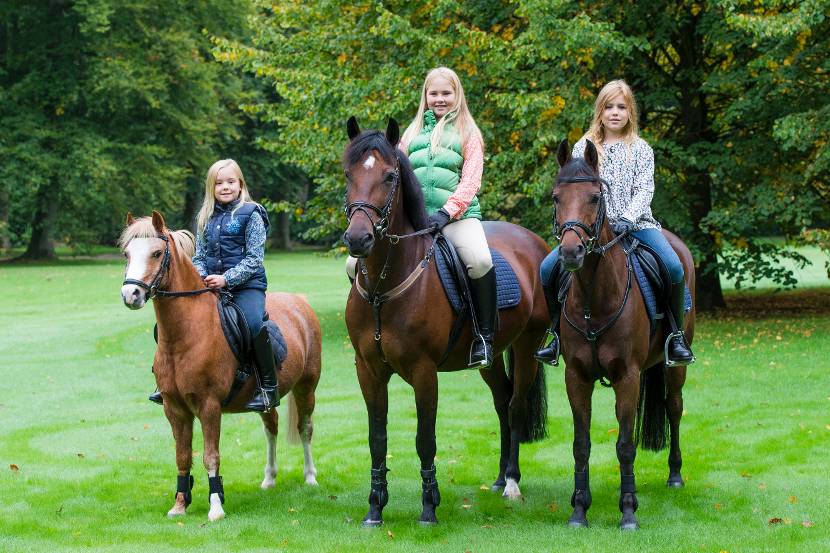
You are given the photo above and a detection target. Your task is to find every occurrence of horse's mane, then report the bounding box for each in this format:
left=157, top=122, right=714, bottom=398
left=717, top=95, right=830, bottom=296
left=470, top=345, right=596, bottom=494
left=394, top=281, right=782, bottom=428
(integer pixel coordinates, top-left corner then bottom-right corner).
left=118, top=217, right=196, bottom=259
left=344, top=130, right=429, bottom=231
left=557, top=157, right=600, bottom=187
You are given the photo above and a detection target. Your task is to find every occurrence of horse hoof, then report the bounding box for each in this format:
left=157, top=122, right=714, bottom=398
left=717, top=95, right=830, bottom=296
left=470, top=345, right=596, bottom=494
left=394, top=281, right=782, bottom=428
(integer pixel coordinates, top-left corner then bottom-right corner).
left=261, top=479, right=276, bottom=489
left=567, top=519, right=588, bottom=528
left=491, top=478, right=506, bottom=492
left=208, top=508, right=226, bottom=522
left=305, top=475, right=319, bottom=486
left=361, top=518, right=383, bottom=528
left=418, top=519, right=438, bottom=526
left=620, top=515, right=639, bottom=530
left=667, top=476, right=684, bottom=488
left=502, top=478, right=522, bottom=500
left=167, top=509, right=186, bottom=518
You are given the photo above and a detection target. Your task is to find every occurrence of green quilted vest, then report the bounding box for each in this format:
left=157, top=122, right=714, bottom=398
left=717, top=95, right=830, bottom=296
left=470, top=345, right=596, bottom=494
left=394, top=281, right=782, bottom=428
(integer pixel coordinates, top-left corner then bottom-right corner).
left=407, top=110, right=482, bottom=220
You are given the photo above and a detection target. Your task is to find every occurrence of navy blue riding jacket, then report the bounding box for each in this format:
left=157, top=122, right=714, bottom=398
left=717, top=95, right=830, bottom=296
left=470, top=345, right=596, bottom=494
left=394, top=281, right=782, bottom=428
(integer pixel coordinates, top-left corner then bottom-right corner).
left=202, top=200, right=270, bottom=291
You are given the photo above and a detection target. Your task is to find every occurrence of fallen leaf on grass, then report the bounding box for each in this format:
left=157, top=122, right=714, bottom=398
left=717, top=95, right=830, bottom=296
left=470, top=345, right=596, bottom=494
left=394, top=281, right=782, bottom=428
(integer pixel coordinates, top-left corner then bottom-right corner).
left=462, top=504, right=472, bottom=509
left=547, top=502, right=558, bottom=512
left=480, top=485, right=489, bottom=491
left=607, top=428, right=618, bottom=435
left=177, top=522, right=184, bottom=527
left=288, top=507, right=296, bottom=512
left=387, top=530, right=394, bottom=539
left=802, top=520, right=813, bottom=528
left=9, top=464, right=19, bottom=472
left=714, top=503, right=722, bottom=510
left=758, top=483, right=767, bottom=490
left=291, top=519, right=299, bottom=526
left=769, top=517, right=783, bottom=525
left=740, top=471, right=751, bottom=478
left=344, top=516, right=353, bottom=524
left=328, top=495, right=337, bottom=501
left=77, top=453, right=85, bottom=459
left=56, top=505, right=63, bottom=514
left=789, top=495, right=798, bottom=504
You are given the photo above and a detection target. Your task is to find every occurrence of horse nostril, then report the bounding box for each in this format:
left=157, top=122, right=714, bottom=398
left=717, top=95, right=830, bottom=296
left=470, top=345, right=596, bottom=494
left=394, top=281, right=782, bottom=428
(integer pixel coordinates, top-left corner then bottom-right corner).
left=575, top=244, right=585, bottom=254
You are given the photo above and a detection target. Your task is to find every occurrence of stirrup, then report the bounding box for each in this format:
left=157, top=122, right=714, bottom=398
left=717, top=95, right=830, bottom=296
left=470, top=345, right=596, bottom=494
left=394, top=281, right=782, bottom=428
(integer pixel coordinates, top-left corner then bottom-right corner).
left=468, top=334, right=493, bottom=369
left=664, top=331, right=696, bottom=367
left=534, top=328, right=560, bottom=366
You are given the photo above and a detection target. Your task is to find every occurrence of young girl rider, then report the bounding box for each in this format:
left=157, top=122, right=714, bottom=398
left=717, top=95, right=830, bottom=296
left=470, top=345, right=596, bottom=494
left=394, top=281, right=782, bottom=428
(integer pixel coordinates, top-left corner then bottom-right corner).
left=536, top=79, right=695, bottom=367
left=346, top=66, right=497, bottom=368
left=148, top=159, right=278, bottom=411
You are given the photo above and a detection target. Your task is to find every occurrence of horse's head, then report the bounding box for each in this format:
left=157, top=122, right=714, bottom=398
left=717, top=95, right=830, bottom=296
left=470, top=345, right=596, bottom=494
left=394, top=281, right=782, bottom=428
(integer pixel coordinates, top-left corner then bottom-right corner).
left=342, top=116, right=402, bottom=258
left=119, top=211, right=172, bottom=309
left=553, top=138, right=606, bottom=272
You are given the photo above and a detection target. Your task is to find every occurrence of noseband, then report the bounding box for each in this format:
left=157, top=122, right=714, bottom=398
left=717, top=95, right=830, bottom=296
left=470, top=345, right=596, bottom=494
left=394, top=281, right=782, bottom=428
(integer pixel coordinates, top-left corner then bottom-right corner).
left=122, top=233, right=212, bottom=299
left=344, top=160, right=401, bottom=240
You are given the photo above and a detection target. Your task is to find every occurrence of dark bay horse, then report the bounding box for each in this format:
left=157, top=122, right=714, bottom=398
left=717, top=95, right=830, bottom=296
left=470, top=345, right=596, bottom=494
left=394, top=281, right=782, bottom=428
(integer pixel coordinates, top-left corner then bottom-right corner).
left=119, top=212, right=322, bottom=521
left=552, top=139, right=695, bottom=529
left=343, top=118, right=551, bottom=526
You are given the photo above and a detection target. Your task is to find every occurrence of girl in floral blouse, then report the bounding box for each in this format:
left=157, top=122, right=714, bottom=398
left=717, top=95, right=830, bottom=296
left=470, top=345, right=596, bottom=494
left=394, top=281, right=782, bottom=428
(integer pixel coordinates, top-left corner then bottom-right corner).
left=536, top=80, right=695, bottom=366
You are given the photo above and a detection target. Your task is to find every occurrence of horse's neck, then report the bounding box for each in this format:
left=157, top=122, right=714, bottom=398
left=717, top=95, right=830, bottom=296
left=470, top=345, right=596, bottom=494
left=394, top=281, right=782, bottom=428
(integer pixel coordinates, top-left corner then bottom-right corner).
left=153, top=258, right=215, bottom=346
left=571, top=226, right=629, bottom=317
left=361, top=208, right=425, bottom=288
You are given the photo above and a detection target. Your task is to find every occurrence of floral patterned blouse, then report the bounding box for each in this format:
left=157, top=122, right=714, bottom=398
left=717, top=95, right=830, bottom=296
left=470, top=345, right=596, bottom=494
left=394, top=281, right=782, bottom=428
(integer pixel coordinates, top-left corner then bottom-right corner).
left=573, top=137, right=660, bottom=231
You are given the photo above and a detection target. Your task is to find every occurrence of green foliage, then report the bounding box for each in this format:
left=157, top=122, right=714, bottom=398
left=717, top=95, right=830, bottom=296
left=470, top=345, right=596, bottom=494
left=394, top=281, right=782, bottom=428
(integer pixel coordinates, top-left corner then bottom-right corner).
left=215, top=0, right=829, bottom=300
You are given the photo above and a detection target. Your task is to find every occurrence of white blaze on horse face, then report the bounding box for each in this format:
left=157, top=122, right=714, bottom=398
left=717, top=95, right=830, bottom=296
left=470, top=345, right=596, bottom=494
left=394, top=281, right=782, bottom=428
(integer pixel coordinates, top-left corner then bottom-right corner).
left=121, top=237, right=155, bottom=309
left=362, top=152, right=376, bottom=170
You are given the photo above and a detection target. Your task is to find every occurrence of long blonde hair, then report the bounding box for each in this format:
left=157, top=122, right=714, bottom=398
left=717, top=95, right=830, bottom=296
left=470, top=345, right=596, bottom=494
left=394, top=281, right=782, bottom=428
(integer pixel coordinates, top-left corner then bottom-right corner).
left=401, top=67, right=483, bottom=154
left=583, top=79, right=640, bottom=163
left=195, top=159, right=253, bottom=235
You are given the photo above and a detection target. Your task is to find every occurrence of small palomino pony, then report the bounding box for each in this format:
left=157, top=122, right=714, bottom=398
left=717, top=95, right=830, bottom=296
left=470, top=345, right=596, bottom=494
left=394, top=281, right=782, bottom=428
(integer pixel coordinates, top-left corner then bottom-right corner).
left=119, top=211, right=322, bottom=521
left=552, top=139, right=695, bottom=530
left=343, top=118, right=551, bottom=526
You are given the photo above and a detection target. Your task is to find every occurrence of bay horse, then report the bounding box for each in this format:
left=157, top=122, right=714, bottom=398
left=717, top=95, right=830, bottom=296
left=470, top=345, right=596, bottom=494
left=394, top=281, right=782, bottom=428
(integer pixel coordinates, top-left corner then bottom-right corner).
left=119, top=211, right=322, bottom=521
left=552, top=139, right=695, bottom=529
left=342, top=118, right=551, bottom=526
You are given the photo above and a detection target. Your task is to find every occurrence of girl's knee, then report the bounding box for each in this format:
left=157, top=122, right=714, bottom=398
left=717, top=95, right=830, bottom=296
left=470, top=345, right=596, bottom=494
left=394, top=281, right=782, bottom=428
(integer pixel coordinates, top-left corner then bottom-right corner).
left=467, top=251, right=493, bottom=280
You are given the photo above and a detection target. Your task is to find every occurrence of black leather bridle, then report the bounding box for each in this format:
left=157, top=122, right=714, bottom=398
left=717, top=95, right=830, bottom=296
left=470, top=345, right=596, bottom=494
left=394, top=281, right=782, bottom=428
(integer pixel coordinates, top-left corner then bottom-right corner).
left=122, top=233, right=212, bottom=299
left=344, top=162, right=401, bottom=240
left=553, top=175, right=608, bottom=255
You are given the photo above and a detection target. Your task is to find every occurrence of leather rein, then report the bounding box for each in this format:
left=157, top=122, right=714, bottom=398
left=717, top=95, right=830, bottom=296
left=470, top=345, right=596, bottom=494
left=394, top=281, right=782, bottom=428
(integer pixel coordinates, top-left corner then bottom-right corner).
left=555, top=175, right=634, bottom=387
left=122, top=233, right=213, bottom=300
left=344, top=158, right=438, bottom=364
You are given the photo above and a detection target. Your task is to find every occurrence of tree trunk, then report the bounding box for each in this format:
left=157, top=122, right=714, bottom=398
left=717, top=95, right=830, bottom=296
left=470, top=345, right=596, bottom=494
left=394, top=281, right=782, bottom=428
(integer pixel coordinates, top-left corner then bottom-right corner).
left=0, top=186, right=10, bottom=251
left=270, top=211, right=291, bottom=250
left=22, top=177, right=59, bottom=259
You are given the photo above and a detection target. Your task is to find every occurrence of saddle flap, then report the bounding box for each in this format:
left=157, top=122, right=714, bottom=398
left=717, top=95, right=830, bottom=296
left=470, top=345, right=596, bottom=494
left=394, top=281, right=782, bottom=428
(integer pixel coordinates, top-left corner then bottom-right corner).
left=217, top=292, right=252, bottom=365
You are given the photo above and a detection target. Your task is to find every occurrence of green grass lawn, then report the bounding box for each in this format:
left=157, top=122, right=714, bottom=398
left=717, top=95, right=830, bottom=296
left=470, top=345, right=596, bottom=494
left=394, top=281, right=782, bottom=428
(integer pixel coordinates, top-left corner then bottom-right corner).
left=1, top=252, right=828, bottom=552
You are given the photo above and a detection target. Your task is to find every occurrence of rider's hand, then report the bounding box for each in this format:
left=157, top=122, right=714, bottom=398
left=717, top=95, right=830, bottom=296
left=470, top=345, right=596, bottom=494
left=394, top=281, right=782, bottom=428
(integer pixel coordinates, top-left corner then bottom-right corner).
left=204, top=275, right=227, bottom=289
left=427, top=208, right=452, bottom=231
left=612, top=218, right=635, bottom=235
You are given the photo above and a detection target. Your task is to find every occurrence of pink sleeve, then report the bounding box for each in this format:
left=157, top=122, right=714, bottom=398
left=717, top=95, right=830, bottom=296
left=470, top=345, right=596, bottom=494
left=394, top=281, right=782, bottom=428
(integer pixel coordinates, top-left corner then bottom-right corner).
left=443, top=135, right=484, bottom=219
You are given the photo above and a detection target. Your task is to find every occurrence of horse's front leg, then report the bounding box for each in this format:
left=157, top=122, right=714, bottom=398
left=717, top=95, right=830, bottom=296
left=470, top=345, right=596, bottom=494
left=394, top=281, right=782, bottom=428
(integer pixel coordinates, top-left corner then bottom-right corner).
left=412, top=365, right=440, bottom=525
left=666, top=365, right=687, bottom=487
left=356, top=356, right=391, bottom=527
left=614, top=371, right=641, bottom=530
left=565, top=366, right=594, bottom=527
left=200, top=398, right=225, bottom=521
left=164, top=405, right=194, bottom=518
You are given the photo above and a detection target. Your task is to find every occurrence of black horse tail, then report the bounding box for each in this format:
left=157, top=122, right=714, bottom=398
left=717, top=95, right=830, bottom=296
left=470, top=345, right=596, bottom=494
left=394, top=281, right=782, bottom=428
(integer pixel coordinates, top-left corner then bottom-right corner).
left=635, top=363, right=668, bottom=451
left=507, top=348, right=549, bottom=443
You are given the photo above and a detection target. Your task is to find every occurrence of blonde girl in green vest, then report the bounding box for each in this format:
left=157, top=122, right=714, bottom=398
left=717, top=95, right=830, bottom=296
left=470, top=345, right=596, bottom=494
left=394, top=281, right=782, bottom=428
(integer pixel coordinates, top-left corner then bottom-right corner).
left=411, top=68, right=500, bottom=369
left=346, top=67, right=496, bottom=367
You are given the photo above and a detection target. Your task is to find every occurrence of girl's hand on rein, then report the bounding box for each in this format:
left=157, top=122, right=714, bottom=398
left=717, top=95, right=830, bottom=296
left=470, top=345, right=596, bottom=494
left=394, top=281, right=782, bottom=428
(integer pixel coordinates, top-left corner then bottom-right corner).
left=204, top=275, right=227, bottom=289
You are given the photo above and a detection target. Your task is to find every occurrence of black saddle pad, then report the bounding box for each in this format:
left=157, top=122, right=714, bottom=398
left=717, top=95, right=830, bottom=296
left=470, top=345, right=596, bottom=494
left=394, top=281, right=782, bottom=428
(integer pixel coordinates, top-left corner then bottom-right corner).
left=434, top=244, right=521, bottom=314
left=217, top=293, right=287, bottom=368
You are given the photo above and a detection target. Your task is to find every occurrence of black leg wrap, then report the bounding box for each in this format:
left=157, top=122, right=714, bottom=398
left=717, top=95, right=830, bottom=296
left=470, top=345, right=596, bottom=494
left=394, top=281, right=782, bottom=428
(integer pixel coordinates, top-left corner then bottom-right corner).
left=176, top=473, right=194, bottom=507
left=570, top=469, right=592, bottom=509
left=369, top=464, right=390, bottom=509
left=420, top=465, right=441, bottom=508
left=619, top=473, right=638, bottom=512
left=208, top=475, right=225, bottom=505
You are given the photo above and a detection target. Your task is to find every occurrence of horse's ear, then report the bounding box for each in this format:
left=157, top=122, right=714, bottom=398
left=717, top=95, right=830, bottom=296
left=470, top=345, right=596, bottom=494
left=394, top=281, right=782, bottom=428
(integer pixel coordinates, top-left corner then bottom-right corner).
left=151, top=210, right=166, bottom=233
left=584, top=140, right=599, bottom=172
left=126, top=212, right=135, bottom=226
left=385, top=118, right=400, bottom=147
left=347, top=116, right=361, bottom=140
left=556, top=138, right=571, bottom=168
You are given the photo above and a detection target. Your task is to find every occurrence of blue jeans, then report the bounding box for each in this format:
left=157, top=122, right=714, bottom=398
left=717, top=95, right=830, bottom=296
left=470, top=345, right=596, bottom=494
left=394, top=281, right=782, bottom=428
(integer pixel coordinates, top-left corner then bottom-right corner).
left=231, top=287, right=267, bottom=337
left=539, top=228, right=685, bottom=286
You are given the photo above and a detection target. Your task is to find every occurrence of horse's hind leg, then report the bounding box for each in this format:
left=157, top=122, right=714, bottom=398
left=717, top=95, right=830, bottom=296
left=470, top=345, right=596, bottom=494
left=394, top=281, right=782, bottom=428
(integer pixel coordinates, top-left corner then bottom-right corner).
left=292, top=381, right=319, bottom=485
left=480, top=354, right=510, bottom=492
left=259, top=409, right=278, bottom=489
left=666, top=365, right=687, bottom=487
left=164, top=407, right=194, bottom=518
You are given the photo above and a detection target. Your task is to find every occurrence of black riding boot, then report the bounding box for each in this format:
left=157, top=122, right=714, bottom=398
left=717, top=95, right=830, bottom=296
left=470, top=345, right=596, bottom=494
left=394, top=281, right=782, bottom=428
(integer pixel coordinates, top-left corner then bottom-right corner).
left=469, top=267, right=497, bottom=368
left=535, top=283, right=561, bottom=366
left=149, top=387, right=163, bottom=405
left=666, top=283, right=695, bottom=366
left=245, top=328, right=280, bottom=412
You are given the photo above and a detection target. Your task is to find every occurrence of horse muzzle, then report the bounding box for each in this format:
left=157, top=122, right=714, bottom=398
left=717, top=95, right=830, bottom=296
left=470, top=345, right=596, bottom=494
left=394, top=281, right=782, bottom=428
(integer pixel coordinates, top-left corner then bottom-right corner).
left=560, top=245, right=586, bottom=272
left=121, top=284, right=147, bottom=310
left=343, top=228, right=374, bottom=258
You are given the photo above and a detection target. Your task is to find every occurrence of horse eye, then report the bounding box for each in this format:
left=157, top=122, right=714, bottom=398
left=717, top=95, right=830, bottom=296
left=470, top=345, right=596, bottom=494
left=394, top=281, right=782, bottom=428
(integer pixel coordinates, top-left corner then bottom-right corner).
left=153, top=250, right=163, bottom=258
left=590, top=195, right=600, bottom=204
left=552, top=196, right=560, bottom=204
left=344, top=171, right=351, bottom=180
left=385, top=173, right=395, bottom=183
